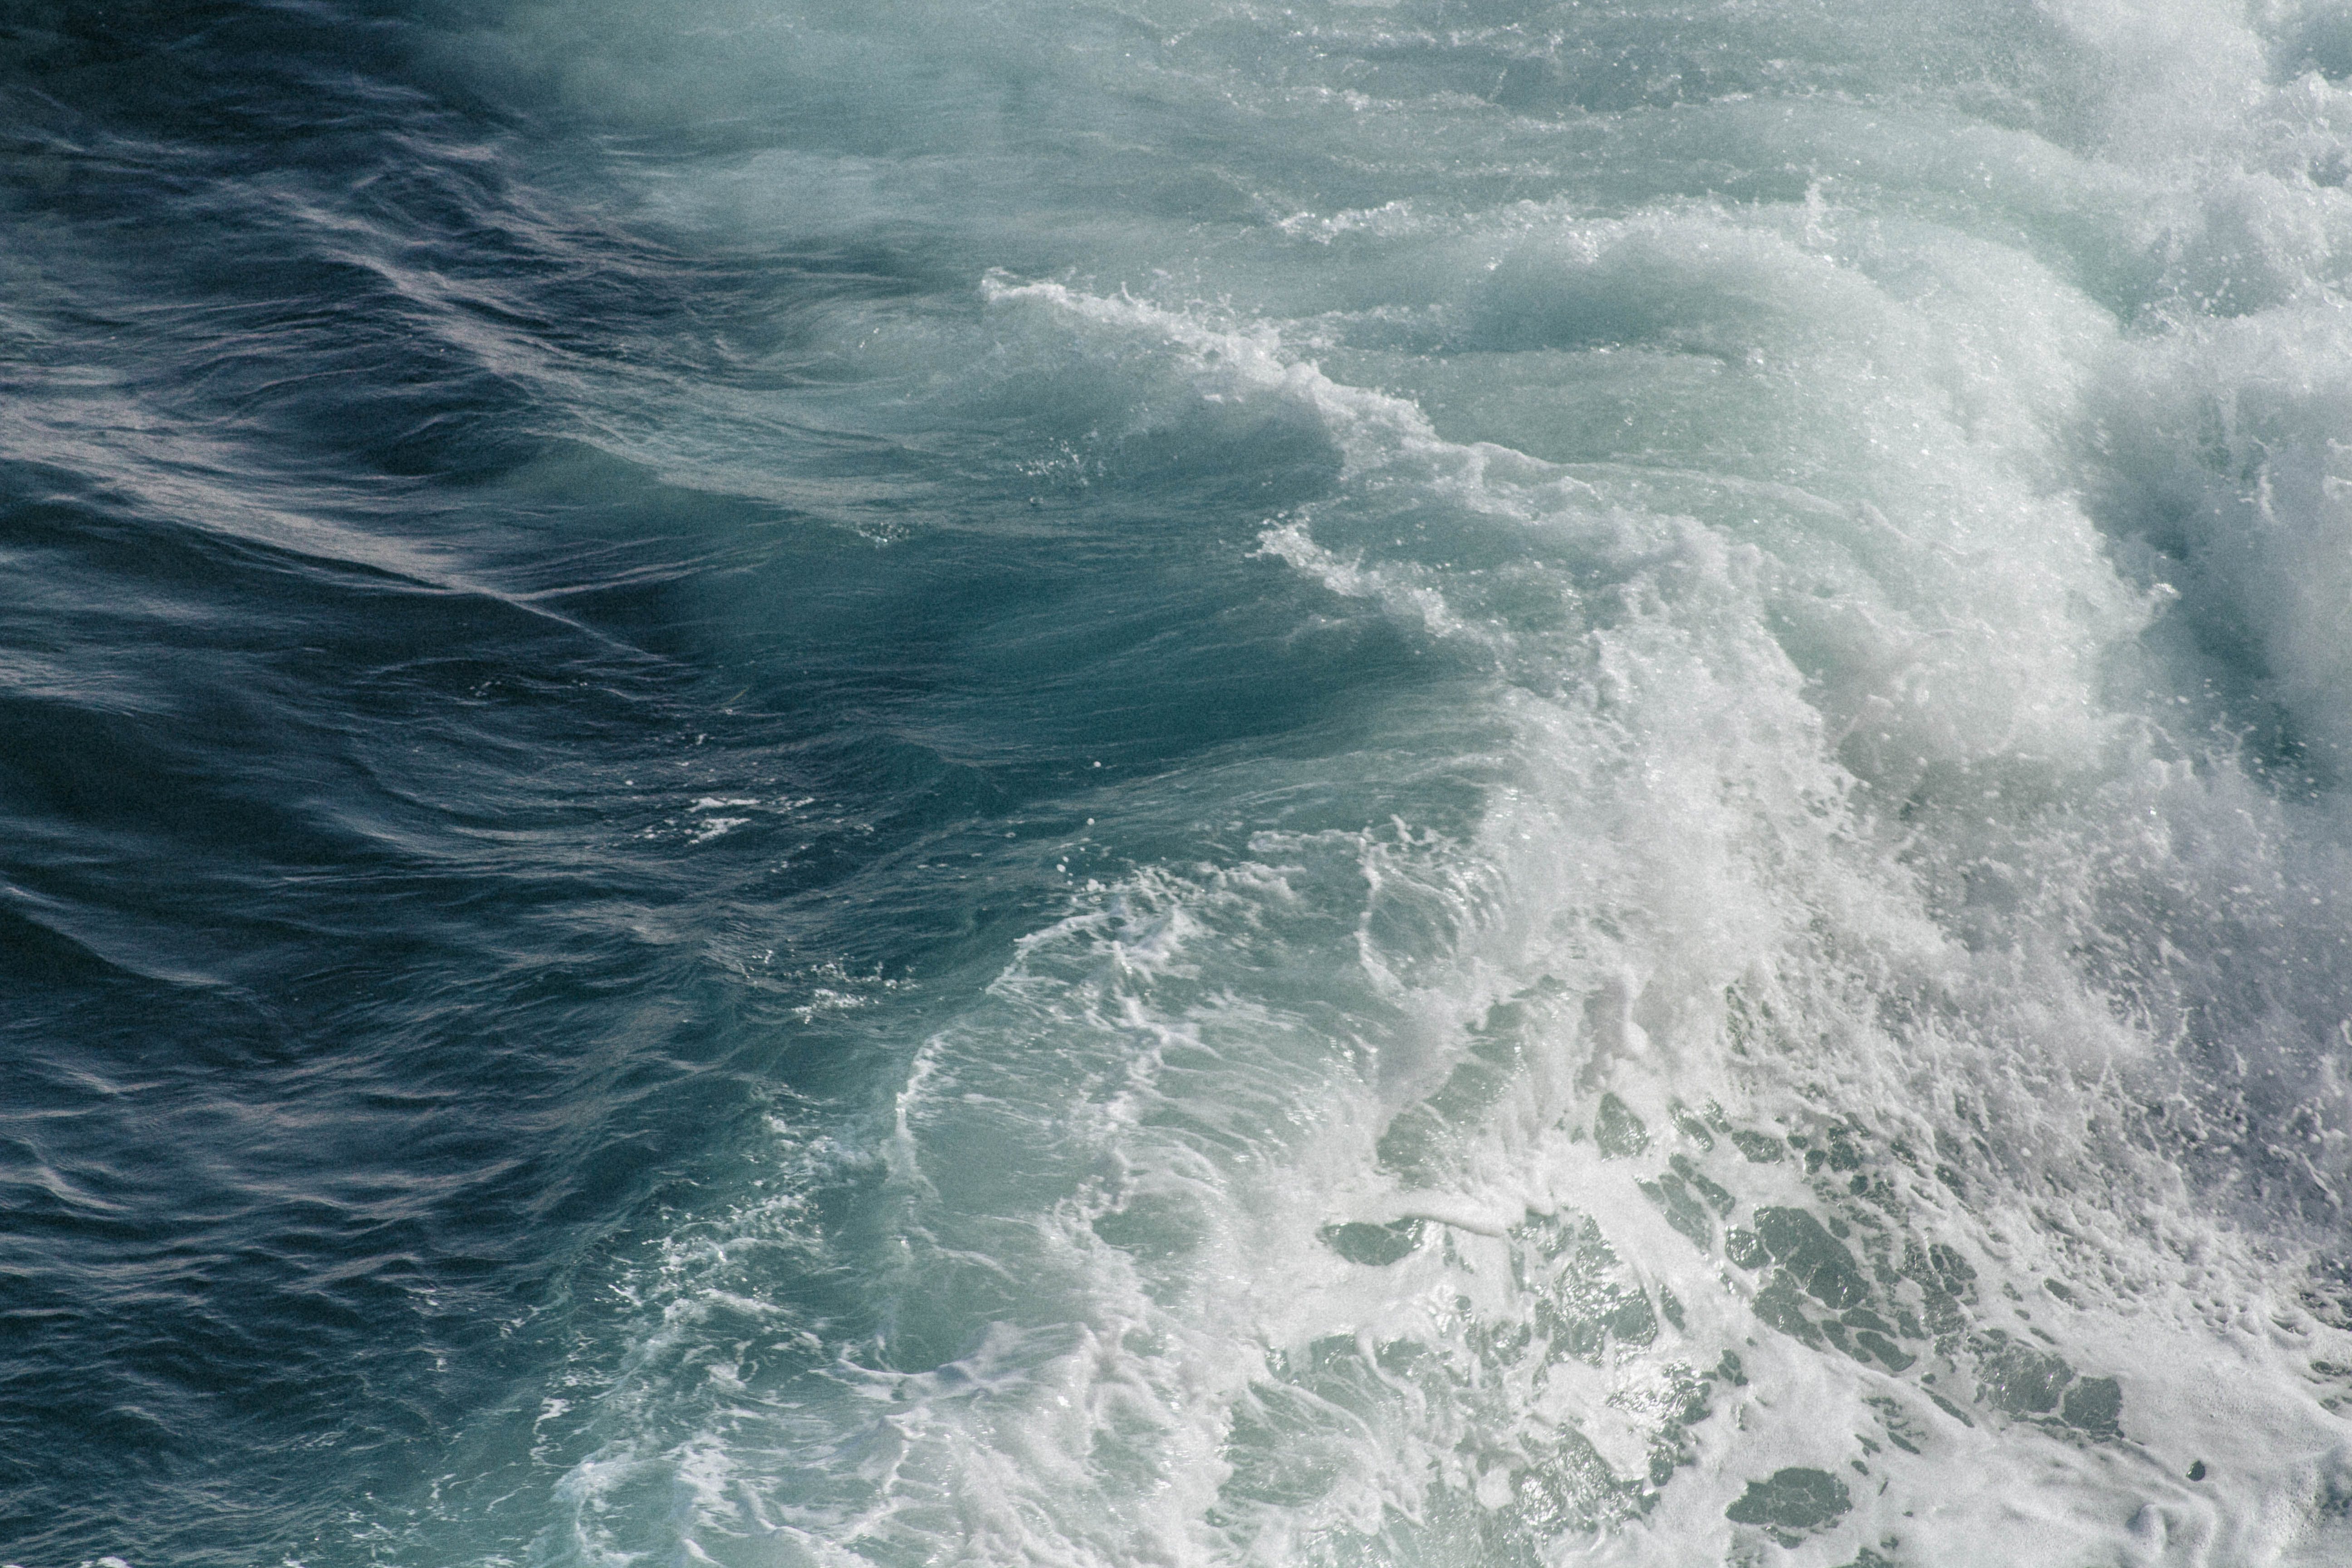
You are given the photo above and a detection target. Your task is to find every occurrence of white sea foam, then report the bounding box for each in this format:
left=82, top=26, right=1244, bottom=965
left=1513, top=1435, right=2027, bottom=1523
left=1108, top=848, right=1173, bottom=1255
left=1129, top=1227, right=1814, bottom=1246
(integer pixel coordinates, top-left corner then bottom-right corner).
left=457, top=0, right=2352, bottom=1563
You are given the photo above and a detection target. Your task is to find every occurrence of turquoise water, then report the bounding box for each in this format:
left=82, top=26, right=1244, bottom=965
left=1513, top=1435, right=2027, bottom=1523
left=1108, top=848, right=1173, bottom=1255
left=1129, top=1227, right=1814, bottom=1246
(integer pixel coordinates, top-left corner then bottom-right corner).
left=9, top=2, right=2352, bottom=1563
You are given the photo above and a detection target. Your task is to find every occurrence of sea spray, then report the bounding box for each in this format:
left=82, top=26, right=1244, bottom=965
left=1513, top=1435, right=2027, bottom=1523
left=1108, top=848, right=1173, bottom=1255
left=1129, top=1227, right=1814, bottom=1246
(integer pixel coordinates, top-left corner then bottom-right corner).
left=10, top=0, right=2352, bottom=1563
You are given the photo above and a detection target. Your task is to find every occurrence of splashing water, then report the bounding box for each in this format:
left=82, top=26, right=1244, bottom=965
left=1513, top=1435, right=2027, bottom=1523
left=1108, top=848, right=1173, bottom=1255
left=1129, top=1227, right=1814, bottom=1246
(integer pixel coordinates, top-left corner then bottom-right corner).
left=10, top=1, right=2352, bottom=1565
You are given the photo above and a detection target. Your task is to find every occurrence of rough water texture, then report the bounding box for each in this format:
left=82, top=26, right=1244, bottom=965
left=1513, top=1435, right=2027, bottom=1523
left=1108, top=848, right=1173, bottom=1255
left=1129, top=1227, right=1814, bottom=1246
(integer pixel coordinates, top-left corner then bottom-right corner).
left=8, top=1, right=2352, bottom=1564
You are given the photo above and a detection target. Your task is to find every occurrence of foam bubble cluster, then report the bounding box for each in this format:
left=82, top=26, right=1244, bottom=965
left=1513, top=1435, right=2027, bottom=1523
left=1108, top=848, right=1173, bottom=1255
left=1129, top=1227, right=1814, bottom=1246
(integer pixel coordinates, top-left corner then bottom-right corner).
left=416, top=0, right=2352, bottom=1563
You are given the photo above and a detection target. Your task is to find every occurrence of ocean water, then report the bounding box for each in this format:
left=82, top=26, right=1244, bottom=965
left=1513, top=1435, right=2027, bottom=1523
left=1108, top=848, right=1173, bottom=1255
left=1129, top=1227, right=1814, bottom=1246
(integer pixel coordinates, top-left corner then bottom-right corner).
left=9, top=1, right=2352, bottom=1563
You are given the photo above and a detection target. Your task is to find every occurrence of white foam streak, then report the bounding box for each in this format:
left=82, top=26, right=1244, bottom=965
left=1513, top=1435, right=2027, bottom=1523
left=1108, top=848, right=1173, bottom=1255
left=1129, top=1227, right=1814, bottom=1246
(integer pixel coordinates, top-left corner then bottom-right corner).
left=502, top=0, right=2352, bottom=1562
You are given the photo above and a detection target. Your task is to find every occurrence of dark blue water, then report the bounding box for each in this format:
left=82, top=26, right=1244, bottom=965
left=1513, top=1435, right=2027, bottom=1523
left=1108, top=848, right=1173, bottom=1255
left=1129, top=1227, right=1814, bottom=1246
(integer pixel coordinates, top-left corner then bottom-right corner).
left=11, top=3, right=2352, bottom=1565
left=5, top=12, right=1419, bottom=1559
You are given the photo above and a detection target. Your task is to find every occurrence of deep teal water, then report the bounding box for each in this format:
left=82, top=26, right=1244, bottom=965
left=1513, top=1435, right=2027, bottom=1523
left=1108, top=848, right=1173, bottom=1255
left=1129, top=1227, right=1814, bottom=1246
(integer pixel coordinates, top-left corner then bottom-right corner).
left=10, top=3, right=2352, bottom=1564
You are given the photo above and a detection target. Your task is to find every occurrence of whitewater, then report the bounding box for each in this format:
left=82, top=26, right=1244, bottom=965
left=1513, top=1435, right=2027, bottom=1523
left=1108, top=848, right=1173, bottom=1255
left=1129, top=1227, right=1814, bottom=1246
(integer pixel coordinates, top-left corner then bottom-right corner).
left=8, top=0, right=2352, bottom=1564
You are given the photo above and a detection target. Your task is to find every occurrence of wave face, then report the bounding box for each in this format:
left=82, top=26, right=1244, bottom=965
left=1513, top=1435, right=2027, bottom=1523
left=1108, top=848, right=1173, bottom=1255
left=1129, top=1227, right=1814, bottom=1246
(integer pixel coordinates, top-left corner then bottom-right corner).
left=9, top=1, right=2352, bottom=1564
